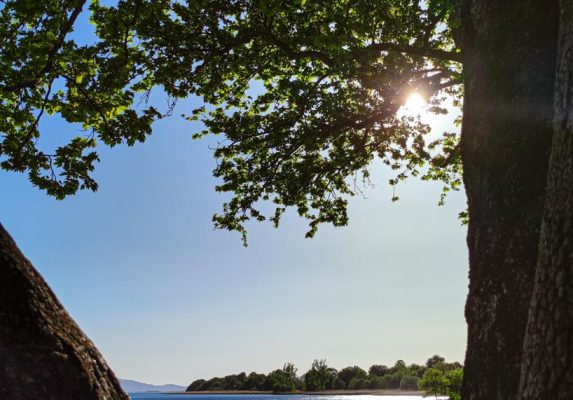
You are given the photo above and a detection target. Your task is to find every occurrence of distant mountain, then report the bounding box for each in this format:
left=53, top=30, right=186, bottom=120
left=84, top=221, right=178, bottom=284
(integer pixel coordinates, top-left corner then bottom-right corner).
left=119, top=379, right=186, bottom=393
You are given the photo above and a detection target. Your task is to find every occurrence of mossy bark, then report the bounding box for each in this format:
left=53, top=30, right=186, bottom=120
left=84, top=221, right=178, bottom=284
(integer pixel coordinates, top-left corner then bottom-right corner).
left=0, top=223, right=129, bottom=400
left=459, top=1, right=558, bottom=399
left=519, top=1, right=573, bottom=399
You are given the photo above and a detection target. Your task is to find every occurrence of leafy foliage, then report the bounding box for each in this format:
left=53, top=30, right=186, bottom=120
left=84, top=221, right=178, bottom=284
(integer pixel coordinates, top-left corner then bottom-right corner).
left=267, top=363, right=299, bottom=393
left=0, top=0, right=462, bottom=241
left=304, top=359, right=338, bottom=391
left=368, top=364, right=389, bottom=377
left=0, top=0, right=162, bottom=198
left=337, top=365, right=367, bottom=387
left=419, top=366, right=463, bottom=399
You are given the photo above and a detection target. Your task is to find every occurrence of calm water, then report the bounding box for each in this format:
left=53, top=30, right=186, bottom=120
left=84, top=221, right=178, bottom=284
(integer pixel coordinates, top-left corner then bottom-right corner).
left=128, top=395, right=433, bottom=400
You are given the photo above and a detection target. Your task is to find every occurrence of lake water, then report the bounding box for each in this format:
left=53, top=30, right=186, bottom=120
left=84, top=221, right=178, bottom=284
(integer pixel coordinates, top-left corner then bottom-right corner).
left=128, top=395, right=433, bottom=400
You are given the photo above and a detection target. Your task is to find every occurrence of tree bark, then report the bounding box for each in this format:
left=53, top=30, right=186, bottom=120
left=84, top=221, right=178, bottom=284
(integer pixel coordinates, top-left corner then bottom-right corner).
left=459, top=1, right=559, bottom=399
left=0, top=223, right=129, bottom=400
left=519, top=1, right=573, bottom=399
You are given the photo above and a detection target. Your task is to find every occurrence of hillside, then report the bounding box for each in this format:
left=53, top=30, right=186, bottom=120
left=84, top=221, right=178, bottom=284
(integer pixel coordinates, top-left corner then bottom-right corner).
left=120, top=379, right=185, bottom=393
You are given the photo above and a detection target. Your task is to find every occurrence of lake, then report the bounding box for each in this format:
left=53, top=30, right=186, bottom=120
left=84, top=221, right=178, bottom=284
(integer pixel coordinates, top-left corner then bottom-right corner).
left=128, top=395, right=436, bottom=400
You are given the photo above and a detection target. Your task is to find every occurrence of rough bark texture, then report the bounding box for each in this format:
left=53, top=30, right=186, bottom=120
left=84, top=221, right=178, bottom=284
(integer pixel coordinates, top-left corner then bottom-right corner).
left=519, top=2, right=573, bottom=399
left=0, top=223, right=129, bottom=400
left=459, top=1, right=558, bottom=399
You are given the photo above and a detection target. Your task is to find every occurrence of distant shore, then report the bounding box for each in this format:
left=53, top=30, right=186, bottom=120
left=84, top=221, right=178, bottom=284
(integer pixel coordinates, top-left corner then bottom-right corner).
left=166, top=389, right=423, bottom=396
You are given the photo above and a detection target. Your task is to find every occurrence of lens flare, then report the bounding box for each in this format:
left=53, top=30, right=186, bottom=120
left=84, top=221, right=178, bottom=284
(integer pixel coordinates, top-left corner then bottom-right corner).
left=402, top=92, right=426, bottom=116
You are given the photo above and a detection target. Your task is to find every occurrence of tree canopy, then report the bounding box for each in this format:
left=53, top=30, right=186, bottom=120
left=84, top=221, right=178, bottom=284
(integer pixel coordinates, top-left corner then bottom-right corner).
left=0, top=0, right=462, bottom=243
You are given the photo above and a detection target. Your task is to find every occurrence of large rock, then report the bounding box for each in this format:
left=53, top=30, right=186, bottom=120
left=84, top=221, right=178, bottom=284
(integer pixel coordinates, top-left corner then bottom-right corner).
left=0, top=223, right=129, bottom=400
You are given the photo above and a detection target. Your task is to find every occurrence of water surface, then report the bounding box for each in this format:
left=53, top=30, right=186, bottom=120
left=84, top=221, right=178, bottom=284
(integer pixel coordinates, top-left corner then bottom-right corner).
left=129, top=395, right=431, bottom=400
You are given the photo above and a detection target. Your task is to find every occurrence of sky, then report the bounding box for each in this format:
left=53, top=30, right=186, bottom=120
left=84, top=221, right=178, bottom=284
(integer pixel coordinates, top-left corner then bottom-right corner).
left=0, top=7, right=468, bottom=387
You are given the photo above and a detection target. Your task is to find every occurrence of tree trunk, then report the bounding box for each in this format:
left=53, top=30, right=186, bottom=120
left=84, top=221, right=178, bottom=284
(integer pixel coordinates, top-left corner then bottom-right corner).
left=459, top=1, right=558, bottom=399
left=0, top=223, right=129, bottom=400
left=519, top=1, right=573, bottom=399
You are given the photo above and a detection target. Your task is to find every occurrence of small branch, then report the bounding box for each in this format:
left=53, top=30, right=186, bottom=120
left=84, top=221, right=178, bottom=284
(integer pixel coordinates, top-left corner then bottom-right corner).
left=62, top=73, right=113, bottom=138
left=433, top=79, right=463, bottom=90
left=31, top=77, right=55, bottom=132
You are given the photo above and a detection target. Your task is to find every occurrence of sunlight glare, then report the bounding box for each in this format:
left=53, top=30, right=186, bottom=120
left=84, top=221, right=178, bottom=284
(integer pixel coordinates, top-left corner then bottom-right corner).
left=402, top=92, right=427, bottom=117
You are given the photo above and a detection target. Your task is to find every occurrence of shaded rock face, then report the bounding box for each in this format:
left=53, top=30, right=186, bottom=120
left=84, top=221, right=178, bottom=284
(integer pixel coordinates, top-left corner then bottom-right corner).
left=0, top=223, right=129, bottom=400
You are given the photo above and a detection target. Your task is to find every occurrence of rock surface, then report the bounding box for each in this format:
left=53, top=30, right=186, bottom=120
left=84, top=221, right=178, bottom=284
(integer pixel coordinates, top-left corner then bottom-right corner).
left=0, top=223, right=129, bottom=400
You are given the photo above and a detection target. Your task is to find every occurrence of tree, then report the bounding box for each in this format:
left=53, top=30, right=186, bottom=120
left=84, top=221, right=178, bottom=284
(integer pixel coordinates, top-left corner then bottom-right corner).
left=244, top=372, right=267, bottom=391
left=446, top=369, right=463, bottom=400
left=282, top=363, right=298, bottom=382
left=265, top=364, right=298, bottom=393
left=368, top=376, right=387, bottom=389
left=518, top=2, right=573, bottom=399
left=368, top=364, right=389, bottom=377
left=459, top=1, right=559, bottom=398
left=0, top=1, right=461, bottom=397
left=0, top=1, right=570, bottom=399
left=419, top=367, right=462, bottom=399
left=419, top=368, right=449, bottom=399
left=0, top=0, right=463, bottom=230
left=337, top=366, right=367, bottom=388
left=390, top=359, right=407, bottom=374
left=303, top=359, right=337, bottom=391
left=222, top=373, right=247, bottom=390
left=407, top=363, right=427, bottom=378
left=186, top=379, right=207, bottom=391
left=425, top=355, right=445, bottom=369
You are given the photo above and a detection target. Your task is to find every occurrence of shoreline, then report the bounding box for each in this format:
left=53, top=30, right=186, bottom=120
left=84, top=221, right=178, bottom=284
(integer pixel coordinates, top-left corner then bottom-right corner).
left=164, top=390, right=423, bottom=396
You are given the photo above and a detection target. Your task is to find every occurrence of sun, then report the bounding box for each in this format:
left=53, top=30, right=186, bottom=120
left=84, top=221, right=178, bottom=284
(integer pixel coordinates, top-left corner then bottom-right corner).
left=401, top=92, right=427, bottom=117
left=398, top=91, right=443, bottom=128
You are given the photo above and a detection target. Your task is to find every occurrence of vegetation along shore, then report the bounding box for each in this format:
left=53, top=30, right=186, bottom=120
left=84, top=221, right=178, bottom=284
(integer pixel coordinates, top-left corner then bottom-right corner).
left=184, top=356, right=462, bottom=399
left=171, top=389, right=422, bottom=396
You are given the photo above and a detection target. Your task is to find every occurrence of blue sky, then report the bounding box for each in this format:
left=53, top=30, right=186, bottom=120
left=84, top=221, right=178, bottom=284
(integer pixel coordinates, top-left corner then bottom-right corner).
left=0, top=5, right=468, bottom=386
left=0, top=100, right=467, bottom=385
